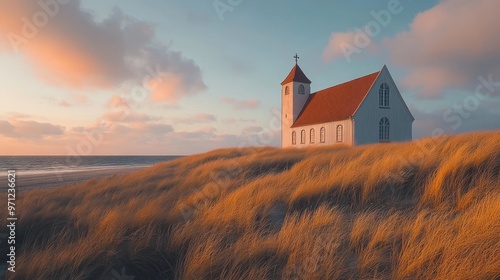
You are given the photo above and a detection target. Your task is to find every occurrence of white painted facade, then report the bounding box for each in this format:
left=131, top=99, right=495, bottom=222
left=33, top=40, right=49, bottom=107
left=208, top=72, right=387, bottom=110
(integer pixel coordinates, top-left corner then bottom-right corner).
left=281, top=65, right=414, bottom=148
left=282, top=119, right=354, bottom=148
left=281, top=81, right=310, bottom=130
left=353, top=66, right=413, bottom=145
left=281, top=80, right=310, bottom=147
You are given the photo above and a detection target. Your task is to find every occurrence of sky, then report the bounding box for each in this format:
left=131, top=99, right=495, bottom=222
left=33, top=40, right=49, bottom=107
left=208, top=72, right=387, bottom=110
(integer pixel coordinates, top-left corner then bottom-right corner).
left=0, top=0, right=499, bottom=155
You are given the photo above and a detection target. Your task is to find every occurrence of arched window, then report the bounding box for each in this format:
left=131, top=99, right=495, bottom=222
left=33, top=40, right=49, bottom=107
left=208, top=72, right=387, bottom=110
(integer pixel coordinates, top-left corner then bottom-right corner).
left=320, top=127, right=326, bottom=143
left=336, top=125, right=343, bottom=142
left=292, top=131, right=296, bottom=145
left=301, top=130, right=306, bottom=144
left=285, top=86, right=290, bottom=95
left=298, top=84, right=305, bottom=95
left=310, top=129, right=315, bottom=143
left=379, top=117, right=390, bottom=141
left=379, top=83, right=389, bottom=107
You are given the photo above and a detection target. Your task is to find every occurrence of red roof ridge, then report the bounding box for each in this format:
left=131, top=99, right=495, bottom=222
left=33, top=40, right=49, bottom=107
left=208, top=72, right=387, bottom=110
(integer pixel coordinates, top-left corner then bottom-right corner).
left=291, top=71, right=380, bottom=128
left=314, top=71, right=379, bottom=95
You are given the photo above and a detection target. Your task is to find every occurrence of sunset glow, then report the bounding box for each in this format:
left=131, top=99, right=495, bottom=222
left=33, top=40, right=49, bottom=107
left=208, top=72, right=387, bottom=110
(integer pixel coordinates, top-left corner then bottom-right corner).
left=0, top=0, right=499, bottom=155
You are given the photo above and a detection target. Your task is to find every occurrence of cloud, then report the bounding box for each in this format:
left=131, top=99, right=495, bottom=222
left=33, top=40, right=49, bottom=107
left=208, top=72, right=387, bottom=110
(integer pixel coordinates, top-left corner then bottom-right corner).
left=176, top=126, right=218, bottom=139
left=132, top=123, right=174, bottom=135
left=323, top=32, right=364, bottom=62
left=89, top=119, right=173, bottom=137
left=0, top=116, right=282, bottom=155
left=58, top=100, right=71, bottom=107
left=381, top=0, right=500, bottom=98
left=59, top=95, right=89, bottom=107
left=43, top=94, right=89, bottom=108
left=106, top=96, right=130, bottom=109
left=241, top=126, right=263, bottom=135
left=322, top=24, right=381, bottom=63
left=103, top=111, right=162, bottom=123
left=62, top=119, right=174, bottom=147
left=0, top=1, right=206, bottom=102
left=410, top=98, right=500, bottom=139
left=74, top=95, right=88, bottom=104
left=148, top=72, right=206, bottom=103
left=0, top=119, right=65, bottom=139
left=222, top=117, right=256, bottom=124
left=5, top=112, right=32, bottom=119
left=173, top=113, right=217, bottom=124
left=222, top=97, right=261, bottom=110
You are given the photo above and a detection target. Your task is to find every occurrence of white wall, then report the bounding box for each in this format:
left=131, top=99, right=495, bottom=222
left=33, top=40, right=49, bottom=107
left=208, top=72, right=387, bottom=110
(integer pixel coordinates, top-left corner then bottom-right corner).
left=281, top=81, right=310, bottom=147
left=353, top=66, right=413, bottom=145
left=281, top=82, right=310, bottom=123
left=282, top=119, right=354, bottom=148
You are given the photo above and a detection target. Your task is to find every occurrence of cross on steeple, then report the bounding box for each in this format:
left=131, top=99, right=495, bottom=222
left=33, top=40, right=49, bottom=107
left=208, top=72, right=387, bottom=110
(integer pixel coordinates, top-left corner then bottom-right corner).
left=294, top=53, right=299, bottom=64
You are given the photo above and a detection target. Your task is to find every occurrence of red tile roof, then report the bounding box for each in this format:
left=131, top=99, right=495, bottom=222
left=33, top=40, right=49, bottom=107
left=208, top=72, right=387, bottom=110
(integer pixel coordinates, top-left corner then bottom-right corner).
left=291, top=71, right=380, bottom=128
left=281, top=64, right=312, bottom=85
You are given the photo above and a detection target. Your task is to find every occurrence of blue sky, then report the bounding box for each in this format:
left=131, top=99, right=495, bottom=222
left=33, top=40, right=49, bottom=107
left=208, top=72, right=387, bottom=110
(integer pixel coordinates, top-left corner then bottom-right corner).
left=0, top=0, right=499, bottom=155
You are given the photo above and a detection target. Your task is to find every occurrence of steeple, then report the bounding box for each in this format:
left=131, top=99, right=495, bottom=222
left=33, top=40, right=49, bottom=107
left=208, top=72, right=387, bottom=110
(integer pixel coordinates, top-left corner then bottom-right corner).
left=281, top=63, right=312, bottom=85
left=281, top=55, right=312, bottom=147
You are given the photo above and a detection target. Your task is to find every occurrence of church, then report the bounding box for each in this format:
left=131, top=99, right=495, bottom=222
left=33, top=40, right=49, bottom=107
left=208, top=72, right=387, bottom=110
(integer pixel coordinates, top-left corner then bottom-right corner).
left=281, top=58, right=414, bottom=148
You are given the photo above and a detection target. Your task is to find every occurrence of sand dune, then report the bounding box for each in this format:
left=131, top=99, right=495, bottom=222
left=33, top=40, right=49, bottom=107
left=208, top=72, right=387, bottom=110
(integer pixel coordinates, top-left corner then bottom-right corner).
left=1, top=131, right=499, bottom=279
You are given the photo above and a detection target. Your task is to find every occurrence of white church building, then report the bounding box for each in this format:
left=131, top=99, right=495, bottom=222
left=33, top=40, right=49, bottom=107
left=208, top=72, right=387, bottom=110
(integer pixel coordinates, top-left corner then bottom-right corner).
left=281, top=61, right=414, bottom=148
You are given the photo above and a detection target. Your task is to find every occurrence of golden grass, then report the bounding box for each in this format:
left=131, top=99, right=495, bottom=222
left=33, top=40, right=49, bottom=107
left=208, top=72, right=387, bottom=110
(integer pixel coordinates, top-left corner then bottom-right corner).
left=1, top=131, right=499, bottom=279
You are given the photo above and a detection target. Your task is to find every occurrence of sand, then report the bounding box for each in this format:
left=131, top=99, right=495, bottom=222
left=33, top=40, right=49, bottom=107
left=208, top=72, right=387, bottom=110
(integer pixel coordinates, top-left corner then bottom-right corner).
left=0, top=166, right=147, bottom=193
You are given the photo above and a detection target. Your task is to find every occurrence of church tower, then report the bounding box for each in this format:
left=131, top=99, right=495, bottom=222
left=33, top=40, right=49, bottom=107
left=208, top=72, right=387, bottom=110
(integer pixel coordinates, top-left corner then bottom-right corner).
left=281, top=54, right=311, bottom=147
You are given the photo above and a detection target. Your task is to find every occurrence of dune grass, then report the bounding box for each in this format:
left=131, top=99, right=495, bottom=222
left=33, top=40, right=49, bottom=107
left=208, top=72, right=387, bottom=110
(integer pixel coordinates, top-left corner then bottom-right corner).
left=1, top=131, right=499, bottom=279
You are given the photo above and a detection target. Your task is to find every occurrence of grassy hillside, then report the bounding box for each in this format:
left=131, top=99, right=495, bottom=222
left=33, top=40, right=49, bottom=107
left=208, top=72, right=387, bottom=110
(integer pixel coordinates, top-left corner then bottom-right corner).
left=1, top=131, right=499, bottom=280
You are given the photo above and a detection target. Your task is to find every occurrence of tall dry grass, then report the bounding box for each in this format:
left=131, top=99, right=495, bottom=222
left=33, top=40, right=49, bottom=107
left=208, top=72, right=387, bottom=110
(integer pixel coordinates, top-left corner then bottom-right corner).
left=1, top=131, right=499, bottom=279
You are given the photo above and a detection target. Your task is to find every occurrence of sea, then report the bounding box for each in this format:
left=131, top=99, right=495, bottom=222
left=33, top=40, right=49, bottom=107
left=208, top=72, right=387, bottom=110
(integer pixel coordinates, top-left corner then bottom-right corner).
left=0, top=156, right=181, bottom=176
left=0, top=156, right=181, bottom=192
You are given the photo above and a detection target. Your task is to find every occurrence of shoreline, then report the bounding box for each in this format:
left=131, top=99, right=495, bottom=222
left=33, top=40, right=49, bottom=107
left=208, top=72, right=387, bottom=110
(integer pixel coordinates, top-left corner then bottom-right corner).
left=0, top=166, right=148, bottom=192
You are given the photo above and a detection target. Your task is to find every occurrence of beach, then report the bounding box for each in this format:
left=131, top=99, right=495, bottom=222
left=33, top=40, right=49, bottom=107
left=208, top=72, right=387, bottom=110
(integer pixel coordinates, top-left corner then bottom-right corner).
left=0, top=166, right=147, bottom=192
left=0, top=155, right=181, bottom=193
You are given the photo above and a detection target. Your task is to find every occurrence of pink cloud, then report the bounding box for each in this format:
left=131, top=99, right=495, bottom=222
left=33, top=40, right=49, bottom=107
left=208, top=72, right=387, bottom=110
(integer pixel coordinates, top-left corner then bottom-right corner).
left=58, top=100, right=71, bottom=107
left=173, top=113, right=217, bottom=124
left=0, top=119, right=65, bottom=139
left=323, top=32, right=361, bottom=62
left=176, top=126, right=218, bottom=139
left=107, top=96, right=130, bottom=109
left=68, top=119, right=174, bottom=145
left=5, top=112, right=32, bottom=119
left=56, top=95, right=89, bottom=107
left=103, top=111, right=161, bottom=123
left=0, top=116, right=281, bottom=155
left=382, top=0, right=500, bottom=98
left=74, top=95, right=88, bottom=104
left=222, top=97, right=261, bottom=110
left=0, top=1, right=206, bottom=102
left=322, top=27, right=380, bottom=63
left=222, top=118, right=256, bottom=124
left=149, top=74, right=189, bottom=103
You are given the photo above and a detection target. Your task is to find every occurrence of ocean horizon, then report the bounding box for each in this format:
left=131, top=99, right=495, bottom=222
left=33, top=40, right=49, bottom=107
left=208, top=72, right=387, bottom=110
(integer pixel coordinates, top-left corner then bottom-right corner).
left=0, top=156, right=182, bottom=192
left=0, top=155, right=182, bottom=176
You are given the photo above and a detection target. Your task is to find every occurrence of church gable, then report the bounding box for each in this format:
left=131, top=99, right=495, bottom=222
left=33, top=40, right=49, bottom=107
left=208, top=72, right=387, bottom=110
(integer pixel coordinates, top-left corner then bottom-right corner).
left=353, top=66, right=414, bottom=122
left=379, top=66, right=414, bottom=121
left=352, top=66, right=414, bottom=145
left=291, top=71, right=379, bottom=128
